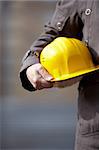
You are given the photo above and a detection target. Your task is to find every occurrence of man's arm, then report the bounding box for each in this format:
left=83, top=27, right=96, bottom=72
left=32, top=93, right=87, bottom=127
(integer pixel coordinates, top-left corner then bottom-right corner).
left=19, top=0, right=84, bottom=91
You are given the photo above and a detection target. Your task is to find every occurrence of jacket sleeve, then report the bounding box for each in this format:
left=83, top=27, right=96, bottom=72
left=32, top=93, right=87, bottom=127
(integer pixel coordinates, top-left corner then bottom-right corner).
left=19, top=0, right=84, bottom=91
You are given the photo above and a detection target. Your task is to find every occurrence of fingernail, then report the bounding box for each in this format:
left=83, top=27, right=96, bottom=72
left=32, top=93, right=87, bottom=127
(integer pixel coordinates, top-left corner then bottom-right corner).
left=46, top=76, right=53, bottom=81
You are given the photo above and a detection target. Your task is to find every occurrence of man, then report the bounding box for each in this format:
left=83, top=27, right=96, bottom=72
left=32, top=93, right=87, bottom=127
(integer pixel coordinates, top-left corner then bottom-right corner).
left=20, top=0, right=99, bottom=149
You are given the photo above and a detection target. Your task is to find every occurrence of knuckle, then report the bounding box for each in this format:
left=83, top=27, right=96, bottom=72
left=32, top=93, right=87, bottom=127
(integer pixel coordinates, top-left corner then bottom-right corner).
left=26, top=68, right=30, bottom=76
left=39, top=66, right=44, bottom=73
left=33, top=78, right=38, bottom=84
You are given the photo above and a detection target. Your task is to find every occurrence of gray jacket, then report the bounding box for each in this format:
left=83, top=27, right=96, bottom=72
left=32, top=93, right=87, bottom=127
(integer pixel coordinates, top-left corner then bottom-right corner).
left=20, top=0, right=99, bottom=91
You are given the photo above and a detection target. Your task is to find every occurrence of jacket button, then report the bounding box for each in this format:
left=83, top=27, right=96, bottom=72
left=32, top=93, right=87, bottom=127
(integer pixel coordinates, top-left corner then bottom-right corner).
left=34, top=51, right=39, bottom=58
left=57, top=22, right=62, bottom=31
left=85, top=40, right=89, bottom=46
left=85, top=8, right=91, bottom=16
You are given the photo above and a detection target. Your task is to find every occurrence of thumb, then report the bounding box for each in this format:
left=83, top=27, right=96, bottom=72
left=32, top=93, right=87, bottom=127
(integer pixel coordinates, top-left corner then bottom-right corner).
left=38, top=66, right=53, bottom=81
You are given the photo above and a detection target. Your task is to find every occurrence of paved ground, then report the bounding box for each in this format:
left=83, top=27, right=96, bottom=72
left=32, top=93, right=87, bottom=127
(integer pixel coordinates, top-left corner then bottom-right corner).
left=0, top=97, right=77, bottom=150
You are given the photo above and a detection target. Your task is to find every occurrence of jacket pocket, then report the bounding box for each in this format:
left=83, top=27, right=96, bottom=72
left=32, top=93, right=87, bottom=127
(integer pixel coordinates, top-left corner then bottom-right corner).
left=50, top=8, right=69, bottom=32
left=78, top=84, right=99, bottom=136
left=78, top=115, right=99, bottom=136
left=50, top=1, right=83, bottom=40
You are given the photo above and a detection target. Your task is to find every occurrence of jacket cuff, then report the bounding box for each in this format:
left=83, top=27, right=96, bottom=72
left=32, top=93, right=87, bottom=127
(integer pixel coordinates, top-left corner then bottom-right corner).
left=19, top=52, right=39, bottom=91
left=20, top=68, right=36, bottom=91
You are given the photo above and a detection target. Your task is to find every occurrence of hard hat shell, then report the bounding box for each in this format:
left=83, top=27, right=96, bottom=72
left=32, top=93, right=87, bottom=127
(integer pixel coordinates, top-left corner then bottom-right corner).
left=40, top=37, right=99, bottom=81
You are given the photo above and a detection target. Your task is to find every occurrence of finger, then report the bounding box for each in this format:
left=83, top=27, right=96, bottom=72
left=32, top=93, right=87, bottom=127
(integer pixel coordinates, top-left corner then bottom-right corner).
left=34, top=78, right=53, bottom=90
left=40, top=78, right=53, bottom=88
left=28, top=72, right=53, bottom=89
left=26, top=64, right=53, bottom=89
left=26, top=68, right=41, bottom=88
left=39, top=66, right=53, bottom=81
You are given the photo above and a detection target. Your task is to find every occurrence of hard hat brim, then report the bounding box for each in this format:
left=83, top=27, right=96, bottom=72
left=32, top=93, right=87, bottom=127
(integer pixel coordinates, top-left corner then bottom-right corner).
left=51, top=65, right=99, bottom=82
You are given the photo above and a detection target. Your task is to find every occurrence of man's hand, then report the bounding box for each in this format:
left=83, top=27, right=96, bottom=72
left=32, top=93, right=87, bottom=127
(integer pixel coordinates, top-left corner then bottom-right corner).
left=26, top=63, right=53, bottom=90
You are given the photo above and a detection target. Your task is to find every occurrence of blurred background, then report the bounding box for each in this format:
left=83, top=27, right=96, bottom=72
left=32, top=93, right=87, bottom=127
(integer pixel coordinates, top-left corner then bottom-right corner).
left=0, top=1, right=79, bottom=150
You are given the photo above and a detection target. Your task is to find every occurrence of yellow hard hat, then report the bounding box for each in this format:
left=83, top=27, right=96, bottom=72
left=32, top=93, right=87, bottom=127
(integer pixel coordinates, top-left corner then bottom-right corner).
left=40, top=37, right=99, bottom=81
